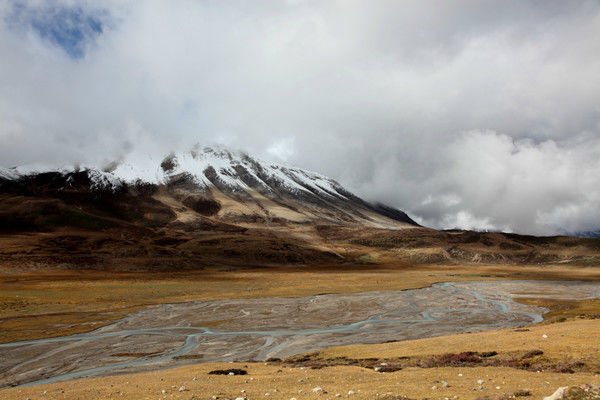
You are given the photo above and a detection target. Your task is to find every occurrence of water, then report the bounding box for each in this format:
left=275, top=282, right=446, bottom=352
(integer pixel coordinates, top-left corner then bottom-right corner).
left=2, top=280, right=599, bottom=388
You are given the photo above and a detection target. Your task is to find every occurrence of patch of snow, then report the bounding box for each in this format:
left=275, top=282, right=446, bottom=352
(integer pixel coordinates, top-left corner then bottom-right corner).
left=2, top=146, right=359, bottom=202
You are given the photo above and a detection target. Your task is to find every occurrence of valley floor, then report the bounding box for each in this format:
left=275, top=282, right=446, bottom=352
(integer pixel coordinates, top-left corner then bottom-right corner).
left=2, top=264, right=600, bottom=399
left=1, top=319, right=600, bottom=400
left=3, top=263, right=600, bottom=344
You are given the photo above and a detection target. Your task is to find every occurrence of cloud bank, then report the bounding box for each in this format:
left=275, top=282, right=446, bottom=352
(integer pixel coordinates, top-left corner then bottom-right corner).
left=1, top=0, right=600, bottom=235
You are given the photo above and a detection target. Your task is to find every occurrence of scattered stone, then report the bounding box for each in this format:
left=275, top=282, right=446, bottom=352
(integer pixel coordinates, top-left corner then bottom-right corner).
left=513, top=390, right=532, bottom=397
left=179, top=386, right=188, bottom=392
left=161, top=389, right=167, bottom=394
left=348, top=390, right=355, bottom=395
left=235, top=397, right=247, bottom=400
left=373, top=365, right=402, bottom=373
left=313, top=386, right=323, bottom=393
left=542, top=334, right=548, bottom=339
left=543, top=386, right=569, bottom=400
left=442, top=381, right=449, bottom=387
left=478, top=379, right=484, bottom=384
left=209, top=369, right=247, bottom=375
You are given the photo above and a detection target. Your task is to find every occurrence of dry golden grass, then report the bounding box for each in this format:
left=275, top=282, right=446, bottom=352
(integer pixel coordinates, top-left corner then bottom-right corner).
left=2, top=320, right=600, bottom=400
left=2, top=265, right=600, bottom=398
left=3, top=364, right=599, bottom=400
left=319, top=319, right=600, bottom=362
left=2, top=263, right=600, bottom=343
left=516, top=297, right=600, bottom=323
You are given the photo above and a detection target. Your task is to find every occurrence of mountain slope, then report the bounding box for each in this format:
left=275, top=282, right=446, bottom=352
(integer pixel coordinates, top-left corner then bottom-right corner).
left=0, top=146, right=419, bottom=229
left=2, top=146, right=598, bottom=271
left=0, top=146, right=419, bottom=269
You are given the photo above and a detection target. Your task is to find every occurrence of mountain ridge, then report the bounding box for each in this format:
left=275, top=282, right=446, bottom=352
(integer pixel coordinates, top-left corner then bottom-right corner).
left=0, top=145, right=419, bottom=228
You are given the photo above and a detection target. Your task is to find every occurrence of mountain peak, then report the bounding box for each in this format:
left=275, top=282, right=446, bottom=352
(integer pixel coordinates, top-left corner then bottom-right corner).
left=0, top=145, right=418, bottom=228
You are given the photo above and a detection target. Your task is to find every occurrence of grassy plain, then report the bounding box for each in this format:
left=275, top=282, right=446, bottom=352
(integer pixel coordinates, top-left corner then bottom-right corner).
left=2, top=320, right=600, bottom=400
left=3, top=263, right=600, bottom=343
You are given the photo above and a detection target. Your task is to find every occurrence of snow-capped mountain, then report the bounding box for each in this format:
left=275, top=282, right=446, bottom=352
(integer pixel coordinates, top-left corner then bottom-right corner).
left=0, top=146, right=418, bottom=228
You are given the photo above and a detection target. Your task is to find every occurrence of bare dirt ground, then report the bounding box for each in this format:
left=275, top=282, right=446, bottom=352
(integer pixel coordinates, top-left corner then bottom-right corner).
left=1, top=280, right=599, bottom=389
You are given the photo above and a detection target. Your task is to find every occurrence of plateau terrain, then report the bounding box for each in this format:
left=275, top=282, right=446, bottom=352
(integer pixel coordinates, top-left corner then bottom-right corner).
left=1, top=147, right=600, bottom=399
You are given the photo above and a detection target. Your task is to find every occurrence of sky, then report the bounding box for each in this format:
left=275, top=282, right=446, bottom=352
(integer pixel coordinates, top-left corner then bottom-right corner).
left=1, top=0, right=600, bottom=235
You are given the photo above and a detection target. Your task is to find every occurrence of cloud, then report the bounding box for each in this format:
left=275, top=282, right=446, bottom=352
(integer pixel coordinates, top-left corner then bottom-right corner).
left=1, top=0, right=600, bottom=235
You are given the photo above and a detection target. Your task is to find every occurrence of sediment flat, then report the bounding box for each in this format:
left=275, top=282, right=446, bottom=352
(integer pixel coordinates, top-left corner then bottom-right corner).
left=1, top=280, right=599, bottom=388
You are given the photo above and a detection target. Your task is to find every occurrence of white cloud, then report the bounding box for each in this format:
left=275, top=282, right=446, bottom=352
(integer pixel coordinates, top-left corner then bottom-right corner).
left=1, top=0, right=600, bottom=235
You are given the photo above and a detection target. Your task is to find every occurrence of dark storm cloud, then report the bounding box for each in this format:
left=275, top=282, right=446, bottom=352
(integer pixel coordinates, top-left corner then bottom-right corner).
left=1, top=0, right=600, bottom=235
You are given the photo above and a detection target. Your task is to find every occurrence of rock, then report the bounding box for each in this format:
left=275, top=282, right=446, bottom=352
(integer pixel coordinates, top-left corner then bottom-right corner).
left=312, top=386, right=323, bottom=393
left=235, top=397, right=247, bottom=400
left=374, top=367, right=381, bottom=372
left=542, top=334, right=548, bottom=339
left=348, top=390, right=355, bottom=395
left=513, top=389, right=532, bottom=397
left=179, top=386, right=188, bottom=392
left=209, top=369, right=247, bottom=376
left=477, top=379, right=484, bottom=384
left=442, top=381, right=449, bottom=387
left=543, top=387, right=569, bottom=400
left=161, top=389, right=167, bottom=394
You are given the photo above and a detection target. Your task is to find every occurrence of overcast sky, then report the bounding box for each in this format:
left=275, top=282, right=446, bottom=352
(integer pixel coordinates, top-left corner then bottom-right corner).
left=1, top=0, right=600, bottom=235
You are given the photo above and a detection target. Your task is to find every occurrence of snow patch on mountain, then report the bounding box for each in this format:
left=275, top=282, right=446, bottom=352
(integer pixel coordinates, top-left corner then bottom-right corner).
left=1, top=146, right=349, bottom=198
left=109, top=146, right=349, bottom=198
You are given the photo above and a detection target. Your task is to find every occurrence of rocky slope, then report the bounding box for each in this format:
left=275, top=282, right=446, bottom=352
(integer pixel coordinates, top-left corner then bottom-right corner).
left=0, top=146, right=418, bottom=229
